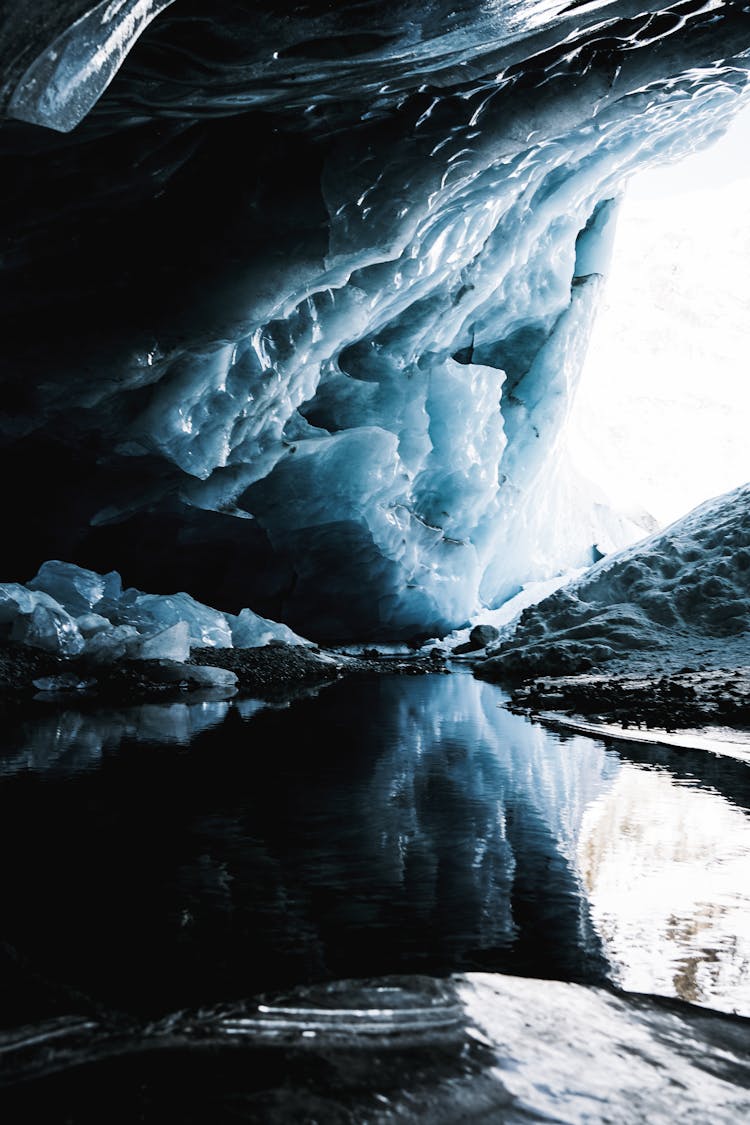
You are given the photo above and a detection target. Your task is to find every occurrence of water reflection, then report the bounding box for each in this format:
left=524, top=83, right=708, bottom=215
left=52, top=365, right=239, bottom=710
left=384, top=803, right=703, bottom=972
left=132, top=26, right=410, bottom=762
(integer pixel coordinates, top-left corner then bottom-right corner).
left=0, top=670, right=747, bottom=1025
left=580, top=765, right=750, bottom=1014
left=0, top=696, right=233, bottom=774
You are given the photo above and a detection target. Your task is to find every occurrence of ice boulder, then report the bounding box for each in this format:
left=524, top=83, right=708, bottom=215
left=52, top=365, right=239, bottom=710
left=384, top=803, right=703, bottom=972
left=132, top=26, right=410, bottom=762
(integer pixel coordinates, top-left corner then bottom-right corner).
left=75, top=612, right=113, bottom=637
left=28, top=560, right=121, bottom=616
left=0, top=584, right=37, bottom=625
left=229, top=608, right=312, bottom=649
left=83, top=624, right=140, bottom=663
left=127, top=621, right=191, bottom=663
left=114, top=591, right=233, bottom=649
left=10, top=594, right=85, bottom=657
left=150, top=662, right=238, bottom=690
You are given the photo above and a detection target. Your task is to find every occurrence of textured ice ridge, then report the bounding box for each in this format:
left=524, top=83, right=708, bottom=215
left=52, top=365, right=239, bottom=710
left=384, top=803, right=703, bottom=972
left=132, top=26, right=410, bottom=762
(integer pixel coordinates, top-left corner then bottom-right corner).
left=0, top=560, right=311, bottom=663
left=1, top=4, right=750, bottom=640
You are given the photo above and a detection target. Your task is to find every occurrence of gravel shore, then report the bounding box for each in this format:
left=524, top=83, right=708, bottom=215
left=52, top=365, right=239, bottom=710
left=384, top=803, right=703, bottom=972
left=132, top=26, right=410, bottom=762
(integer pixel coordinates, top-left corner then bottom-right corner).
left=0, top=641, right=449, bottom=705
left=497, top=664, right=750, bottom=733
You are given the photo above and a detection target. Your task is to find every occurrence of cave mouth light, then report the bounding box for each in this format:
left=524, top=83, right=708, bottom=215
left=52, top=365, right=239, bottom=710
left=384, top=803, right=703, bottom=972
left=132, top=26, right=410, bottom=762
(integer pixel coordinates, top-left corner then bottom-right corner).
left=567, top=104, right=750, bottom=534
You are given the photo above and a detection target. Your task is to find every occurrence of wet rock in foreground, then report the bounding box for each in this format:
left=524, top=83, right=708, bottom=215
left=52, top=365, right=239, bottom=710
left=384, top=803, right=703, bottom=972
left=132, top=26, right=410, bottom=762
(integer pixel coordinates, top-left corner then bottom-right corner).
left=0, top=973, right=748, bottom=1123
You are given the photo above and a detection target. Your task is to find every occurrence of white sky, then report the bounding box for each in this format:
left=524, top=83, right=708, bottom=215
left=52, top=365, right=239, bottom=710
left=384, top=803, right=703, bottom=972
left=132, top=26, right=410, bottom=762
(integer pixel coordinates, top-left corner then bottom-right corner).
left=567, top=103, right=750, bottom=529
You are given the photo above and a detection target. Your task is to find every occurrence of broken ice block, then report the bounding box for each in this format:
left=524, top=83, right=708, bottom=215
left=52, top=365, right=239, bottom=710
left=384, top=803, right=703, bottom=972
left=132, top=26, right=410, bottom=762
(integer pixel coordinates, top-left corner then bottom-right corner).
left=76, top=612, right=112, bottom=637
left=117, top=591, right=232, bottom=649
left=83, top=624, right=140, bottom=663
left=11, top=599, right=85, bottom=656
left=127, top=621, right=191, bottom=662
left=230, top=607, right=309, bottom=648
left=27, top=560, right=119, bottom=616
left=150, top=662, right=238, bottom=690
left=0, top=583, right=36, bottom=624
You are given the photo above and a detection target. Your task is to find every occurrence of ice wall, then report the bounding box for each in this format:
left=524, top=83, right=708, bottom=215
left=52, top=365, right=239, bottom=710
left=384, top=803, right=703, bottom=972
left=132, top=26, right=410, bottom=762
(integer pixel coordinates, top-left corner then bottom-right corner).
left=0, top=2, right=749, bottom=641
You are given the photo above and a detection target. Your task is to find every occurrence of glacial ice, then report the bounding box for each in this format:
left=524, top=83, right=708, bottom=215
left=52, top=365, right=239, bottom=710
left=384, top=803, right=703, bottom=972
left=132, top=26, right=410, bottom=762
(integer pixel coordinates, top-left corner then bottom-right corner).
left=0, top=4, right=749, bottom=640
left=229, top=608, right=310, bottom=650
left=11, top=598, right=85, bottom=658
left=0, top=561, right=311, bottom=662
left=3, top=1, right=177, bottom=132
left=113, top=591, right=233, bottom=650
left=28, top=560, right=121, bottom=617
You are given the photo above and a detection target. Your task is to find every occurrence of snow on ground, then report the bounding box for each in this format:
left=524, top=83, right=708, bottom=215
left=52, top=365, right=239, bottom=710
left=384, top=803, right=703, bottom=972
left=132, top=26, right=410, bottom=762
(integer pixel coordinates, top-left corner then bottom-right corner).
left=478, top=481, right=750, bottom=680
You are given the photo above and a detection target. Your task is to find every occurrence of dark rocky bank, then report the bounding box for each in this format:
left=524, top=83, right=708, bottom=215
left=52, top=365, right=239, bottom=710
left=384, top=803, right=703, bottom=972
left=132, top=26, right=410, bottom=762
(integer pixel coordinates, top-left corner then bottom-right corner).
left=0, top=640, right=450, bottom=706
left=493, top=665, right=750, bottom=733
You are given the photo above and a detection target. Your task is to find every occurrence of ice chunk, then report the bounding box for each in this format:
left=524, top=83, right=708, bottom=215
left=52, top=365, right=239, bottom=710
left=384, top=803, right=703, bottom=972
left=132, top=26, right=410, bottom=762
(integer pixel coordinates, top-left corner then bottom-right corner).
left=229, top=607, right=310, bottom=649
left=76, top=612, right=112, bottom=637
left=83, top=624, right=140, bottom=663
left=0, top=581, right=86, bottom=656
left=116, top=591, right=232, bottom=649
left=150, top=661, right=238, bottom=690
left=127, top=621, right=191, bottom=662
left=0, top=583, right=37, bottom=624
left=11, top=599, right=85, bottom=657
left=27, top=560, right=119, bottom=616
left=183, top=665, right=237, bottom=690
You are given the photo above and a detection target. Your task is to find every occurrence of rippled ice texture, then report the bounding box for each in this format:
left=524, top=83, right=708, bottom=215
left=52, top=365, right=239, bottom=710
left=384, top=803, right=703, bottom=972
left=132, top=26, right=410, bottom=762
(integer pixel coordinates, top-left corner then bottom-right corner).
left=2, top=2, right=750, bottom=640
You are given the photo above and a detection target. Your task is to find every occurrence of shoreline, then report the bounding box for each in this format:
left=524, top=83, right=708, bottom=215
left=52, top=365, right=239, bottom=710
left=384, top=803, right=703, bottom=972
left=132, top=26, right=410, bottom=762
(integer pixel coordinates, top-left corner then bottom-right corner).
left=0, top=640, right=450, bottom=707
left=493, top=663, right=750, bottom=735
left=4, top=640, right=750, bottom=750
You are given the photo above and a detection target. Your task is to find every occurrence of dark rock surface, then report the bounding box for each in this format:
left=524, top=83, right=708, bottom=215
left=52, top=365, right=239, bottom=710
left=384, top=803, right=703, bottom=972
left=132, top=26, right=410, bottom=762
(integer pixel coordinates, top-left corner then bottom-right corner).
left=503, top=666, right=750, bottom=734
left=0, top=973, right=748, bottom=1123
left=452, top=623, right=500, bottom=655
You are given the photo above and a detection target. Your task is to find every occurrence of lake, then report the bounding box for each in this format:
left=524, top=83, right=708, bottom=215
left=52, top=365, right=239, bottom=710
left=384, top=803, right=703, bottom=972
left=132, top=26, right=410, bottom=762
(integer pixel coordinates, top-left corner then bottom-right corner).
left=1, top=666, right=748, bottom=1033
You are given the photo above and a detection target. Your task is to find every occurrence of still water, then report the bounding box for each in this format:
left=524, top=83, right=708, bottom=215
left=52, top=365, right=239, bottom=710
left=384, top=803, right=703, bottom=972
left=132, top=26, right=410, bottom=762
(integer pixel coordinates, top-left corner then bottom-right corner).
left=1, top=668, right=749, bottom=1029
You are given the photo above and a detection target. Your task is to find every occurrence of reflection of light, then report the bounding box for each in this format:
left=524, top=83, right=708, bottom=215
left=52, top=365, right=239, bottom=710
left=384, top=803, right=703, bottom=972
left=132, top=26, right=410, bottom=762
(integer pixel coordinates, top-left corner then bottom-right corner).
left=578, top=763, right=750, bottom=1015
left=567, top=105, right=750, bottom=528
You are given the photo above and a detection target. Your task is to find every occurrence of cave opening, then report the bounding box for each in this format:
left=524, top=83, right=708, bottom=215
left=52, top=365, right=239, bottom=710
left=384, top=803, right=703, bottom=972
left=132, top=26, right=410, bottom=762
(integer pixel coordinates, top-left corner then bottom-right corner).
left=1, top=7, right=750, bottom=1117
left=568, top=101, right=750, bottom=536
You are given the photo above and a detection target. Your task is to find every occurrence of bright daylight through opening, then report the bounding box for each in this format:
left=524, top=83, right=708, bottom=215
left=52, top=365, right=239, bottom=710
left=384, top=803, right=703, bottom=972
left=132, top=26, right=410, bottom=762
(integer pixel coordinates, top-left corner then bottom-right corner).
left=568, top=104, right=750, bottom=533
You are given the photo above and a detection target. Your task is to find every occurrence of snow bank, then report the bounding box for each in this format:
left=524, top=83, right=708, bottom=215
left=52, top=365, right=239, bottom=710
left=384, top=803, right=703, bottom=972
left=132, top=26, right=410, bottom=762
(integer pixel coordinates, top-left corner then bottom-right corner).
left=479, top=482, right=750, bottom=678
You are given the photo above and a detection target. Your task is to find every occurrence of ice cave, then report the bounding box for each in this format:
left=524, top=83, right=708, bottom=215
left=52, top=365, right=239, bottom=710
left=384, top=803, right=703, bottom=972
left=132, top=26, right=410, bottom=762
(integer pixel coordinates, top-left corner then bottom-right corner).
left=0, top=2, right=749, bottom=1121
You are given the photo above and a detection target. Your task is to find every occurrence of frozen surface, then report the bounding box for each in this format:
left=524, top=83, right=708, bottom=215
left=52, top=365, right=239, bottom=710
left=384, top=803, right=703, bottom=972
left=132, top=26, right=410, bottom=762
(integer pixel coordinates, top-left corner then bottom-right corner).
left=0, top=560, right=311, bottom=662
left=0, top=4, right=749, bottom=639
left=481, top=481, right=750, bottom=677
left=2, top=1, right=177, bottom=131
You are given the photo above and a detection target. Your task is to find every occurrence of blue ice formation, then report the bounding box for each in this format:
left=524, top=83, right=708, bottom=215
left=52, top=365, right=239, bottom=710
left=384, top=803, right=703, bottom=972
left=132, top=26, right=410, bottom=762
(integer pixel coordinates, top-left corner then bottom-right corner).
left=0, top=4, right=749, bottom=641
left=0, top=2, right=176, bottom=131
left=0, top=561, right=310, bottom=662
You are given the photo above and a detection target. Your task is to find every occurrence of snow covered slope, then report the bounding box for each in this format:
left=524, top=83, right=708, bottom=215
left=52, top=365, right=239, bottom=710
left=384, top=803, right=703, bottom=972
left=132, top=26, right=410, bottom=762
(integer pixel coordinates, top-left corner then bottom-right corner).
left=479, top=482, right=750, bottom=678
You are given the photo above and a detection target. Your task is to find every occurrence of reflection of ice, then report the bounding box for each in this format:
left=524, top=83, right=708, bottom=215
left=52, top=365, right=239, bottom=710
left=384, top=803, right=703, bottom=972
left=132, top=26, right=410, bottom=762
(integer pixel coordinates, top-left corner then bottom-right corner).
left=354, top=673, right=621, bottom=967
left=3, top=671, right=748, bottom=1014
left=0, top=698, right=231, bottom=775
left=579, top=765, right=750, bottom=1015
left=460, top=972, right=750, bottom=1125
